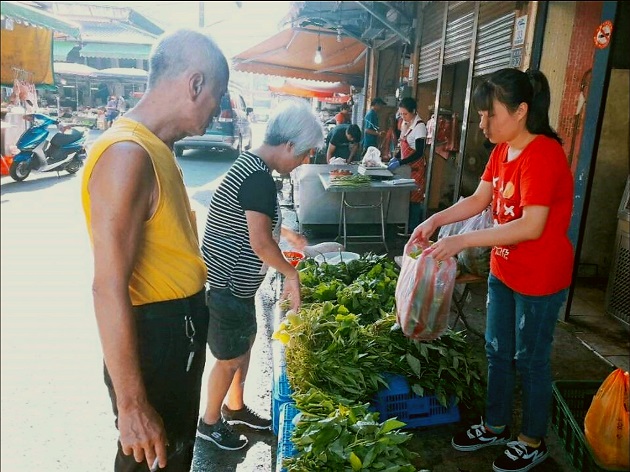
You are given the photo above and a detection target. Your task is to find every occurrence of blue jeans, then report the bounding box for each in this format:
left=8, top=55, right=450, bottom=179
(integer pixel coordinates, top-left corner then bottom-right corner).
left=484, top=274, right=567, bottom=439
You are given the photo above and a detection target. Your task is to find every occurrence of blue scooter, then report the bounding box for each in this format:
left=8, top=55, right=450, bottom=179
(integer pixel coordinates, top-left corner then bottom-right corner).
left=9, top=112, right=87, bottom=182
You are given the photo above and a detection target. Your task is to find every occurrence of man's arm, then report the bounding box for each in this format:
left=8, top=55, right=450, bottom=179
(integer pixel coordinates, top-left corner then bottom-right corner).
left=246, top=212, right=301, bottom=311
left=326, top=142, right=337, bottom=163
left=88, top=142, right=168, bottom=469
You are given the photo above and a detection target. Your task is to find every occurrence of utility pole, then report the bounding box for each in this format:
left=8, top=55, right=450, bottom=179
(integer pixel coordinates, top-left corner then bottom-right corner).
left=199, top=1, right=204, bottom=28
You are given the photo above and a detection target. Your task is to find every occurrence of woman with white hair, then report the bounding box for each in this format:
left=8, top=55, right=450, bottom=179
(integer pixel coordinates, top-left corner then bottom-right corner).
left=197, top=99, right=324, bottom=450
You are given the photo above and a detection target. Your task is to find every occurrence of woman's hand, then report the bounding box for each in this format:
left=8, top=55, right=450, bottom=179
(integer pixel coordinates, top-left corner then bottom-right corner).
left=408, top=217, right=436, bottom=247
left=422, top=235, right=465, bottom=262
left=282, top=227, right=308, bottom=251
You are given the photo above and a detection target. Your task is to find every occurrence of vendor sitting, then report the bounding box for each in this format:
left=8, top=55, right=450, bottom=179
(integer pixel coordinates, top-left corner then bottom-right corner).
left=326, top=123, right=362, bottom=164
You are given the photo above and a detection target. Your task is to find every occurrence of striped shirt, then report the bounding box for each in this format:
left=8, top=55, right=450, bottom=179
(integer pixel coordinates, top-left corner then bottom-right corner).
left=202, top=151, right=279, bottom=298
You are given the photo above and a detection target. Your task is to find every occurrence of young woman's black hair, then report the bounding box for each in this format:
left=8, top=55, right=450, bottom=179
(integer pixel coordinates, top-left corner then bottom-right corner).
left=472, top=68, right=562, bottom=144
left=398, top=96, right=417, bottom=113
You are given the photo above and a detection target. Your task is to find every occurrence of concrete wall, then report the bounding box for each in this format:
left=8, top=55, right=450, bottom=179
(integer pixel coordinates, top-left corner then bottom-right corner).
left=540, top=2, right=575, bottom=130
left=580, top=69, right=630, bottom=277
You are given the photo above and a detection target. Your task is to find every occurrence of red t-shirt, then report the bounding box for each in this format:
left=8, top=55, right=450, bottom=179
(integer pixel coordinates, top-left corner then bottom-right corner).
left=481, top=135, right=574, bottom=296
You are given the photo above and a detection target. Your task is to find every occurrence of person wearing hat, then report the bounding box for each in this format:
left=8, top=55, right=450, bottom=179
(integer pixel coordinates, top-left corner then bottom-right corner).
left=362, top=97, right=386, bottom=150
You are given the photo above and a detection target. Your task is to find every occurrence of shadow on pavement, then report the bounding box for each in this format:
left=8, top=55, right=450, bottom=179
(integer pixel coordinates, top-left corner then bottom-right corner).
left=0, top=172, right=80, bottom=196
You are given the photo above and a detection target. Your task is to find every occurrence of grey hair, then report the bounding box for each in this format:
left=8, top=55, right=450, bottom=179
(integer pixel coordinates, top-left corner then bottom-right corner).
left=147, top=29, right=229, bottom=91
left=264, top=100, right=325, bottom=155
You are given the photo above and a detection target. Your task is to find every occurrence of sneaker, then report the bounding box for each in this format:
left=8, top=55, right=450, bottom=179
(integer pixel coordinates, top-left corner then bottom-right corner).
left=221, top=404, right=272, bottom=430
left=196, top=417, right=248, bottom=451
left=493, top=439, right=549, bottom=472
left=451, top=419, right=511, bottom=451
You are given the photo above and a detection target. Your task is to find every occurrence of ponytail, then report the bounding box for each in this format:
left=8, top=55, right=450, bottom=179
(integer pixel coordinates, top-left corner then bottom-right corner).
left=526, top=70, right=562, bottom=144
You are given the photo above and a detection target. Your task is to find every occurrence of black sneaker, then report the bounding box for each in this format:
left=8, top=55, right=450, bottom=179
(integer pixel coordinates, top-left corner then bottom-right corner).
left=196, top=417, right=248, bottom=451
left=493, top=439, right=549, bottom=472
left=452, top=420, right=511, bottom=451
left=221, top=404, right=272, bottom=430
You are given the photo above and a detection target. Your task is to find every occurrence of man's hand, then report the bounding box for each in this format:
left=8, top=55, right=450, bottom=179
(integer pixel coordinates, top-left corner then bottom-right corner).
left=118, top=402, right=168, bottom=470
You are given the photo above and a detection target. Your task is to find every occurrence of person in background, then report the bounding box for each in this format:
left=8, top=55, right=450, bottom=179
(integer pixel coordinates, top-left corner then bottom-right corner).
left=387, top=96, right=428, bottom=233
left=408, top=68, right=573, bottom=472
left=334, top=103, right=352, bottom=124
left=379, top=114, right=401, bottom=162
left=117, top=95, right=127, bottom=116
left=80, top=29, right=229, bottom=471
left=326, top=123, right=362, bottom=163
left=362, top=97, right=386, bottom=150
left=197, top=99, right=324, bottom=450
left=105, top=96, right=119, bottom=129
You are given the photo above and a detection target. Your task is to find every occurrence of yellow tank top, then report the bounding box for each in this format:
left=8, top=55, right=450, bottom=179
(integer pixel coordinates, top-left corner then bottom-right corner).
left=81, top=117, right=207, bottom=305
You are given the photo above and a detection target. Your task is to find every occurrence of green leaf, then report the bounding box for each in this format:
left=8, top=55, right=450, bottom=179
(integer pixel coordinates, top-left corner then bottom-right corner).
left=379, top=418, right=406, bottom=433
left=406, top=354, right=422, bottom=376
left=349, top=452, right=363, bottom=471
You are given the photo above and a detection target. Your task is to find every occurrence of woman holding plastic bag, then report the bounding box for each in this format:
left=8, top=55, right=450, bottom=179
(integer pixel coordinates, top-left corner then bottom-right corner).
left=407, top=68, right=574, bottom=472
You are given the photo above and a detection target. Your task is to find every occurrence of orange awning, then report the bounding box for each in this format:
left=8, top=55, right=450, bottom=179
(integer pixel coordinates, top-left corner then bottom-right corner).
left=268, top=78, right=351, bottom=100
left=232, top=27, right=366, bottom=86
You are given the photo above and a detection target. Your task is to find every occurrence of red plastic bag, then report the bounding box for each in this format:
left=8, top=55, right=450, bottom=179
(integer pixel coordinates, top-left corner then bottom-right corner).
left=584, top=368, right=630, bottom=471
left=395, top=243, right=457, bottom=341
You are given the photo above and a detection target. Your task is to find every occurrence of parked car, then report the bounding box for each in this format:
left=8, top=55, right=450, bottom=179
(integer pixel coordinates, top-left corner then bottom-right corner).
left=174, top=89, right=253, bottom=157
left=253, top=107, right=271, bottom=123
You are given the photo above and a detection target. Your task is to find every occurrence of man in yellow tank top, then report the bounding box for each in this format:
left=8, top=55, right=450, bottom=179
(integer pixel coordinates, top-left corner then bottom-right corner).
left=81, top=29, right=229, bottom=471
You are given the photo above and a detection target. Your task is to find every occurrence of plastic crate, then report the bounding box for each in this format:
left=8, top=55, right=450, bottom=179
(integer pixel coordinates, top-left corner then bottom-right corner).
left=276, top=403, right=300, bottom=472
left=272, top=364, right=293, bottom=435
left=551, top=381, right=610, bottom=472
left=371, top=374, right=460, bottom=429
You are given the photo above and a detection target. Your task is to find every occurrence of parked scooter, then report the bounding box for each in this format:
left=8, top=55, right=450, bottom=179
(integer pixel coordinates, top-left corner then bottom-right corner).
left=9, top=112, right=87, bottom=182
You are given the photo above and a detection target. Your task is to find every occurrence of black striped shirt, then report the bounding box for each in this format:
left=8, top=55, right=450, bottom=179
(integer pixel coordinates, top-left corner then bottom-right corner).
left=202, top=151, right=279, bottom=298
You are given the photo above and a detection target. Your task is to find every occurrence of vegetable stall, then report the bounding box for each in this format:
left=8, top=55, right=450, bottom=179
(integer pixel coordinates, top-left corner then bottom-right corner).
left=272, top=253, right=486, bottom=471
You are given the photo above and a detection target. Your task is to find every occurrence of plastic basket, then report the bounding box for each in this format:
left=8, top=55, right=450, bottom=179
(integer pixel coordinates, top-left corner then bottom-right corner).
left=276, top=403, right=300, bottom=472
left=551, top=381, right=610, bottom=472
left=371, top=374, right=460, bottom=429
left=272, top=363, right=293, bottom=435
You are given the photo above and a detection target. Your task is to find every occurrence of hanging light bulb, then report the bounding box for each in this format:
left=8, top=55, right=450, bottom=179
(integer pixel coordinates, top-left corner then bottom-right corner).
left=314, top=32, right=323, bottom=64
left=314, top=45, right=323, bottom=64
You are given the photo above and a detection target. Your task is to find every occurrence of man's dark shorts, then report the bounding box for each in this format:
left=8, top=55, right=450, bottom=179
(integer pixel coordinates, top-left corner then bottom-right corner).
left=206, top=287, right=257, bottom=360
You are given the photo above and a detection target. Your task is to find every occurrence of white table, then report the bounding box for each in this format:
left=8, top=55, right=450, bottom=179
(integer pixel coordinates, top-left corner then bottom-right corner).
left=319, top=174, right=417, bottom=252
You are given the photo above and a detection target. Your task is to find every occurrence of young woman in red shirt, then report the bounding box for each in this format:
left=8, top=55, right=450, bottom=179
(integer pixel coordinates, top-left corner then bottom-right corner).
left=408, top=68, right=573, bottom=472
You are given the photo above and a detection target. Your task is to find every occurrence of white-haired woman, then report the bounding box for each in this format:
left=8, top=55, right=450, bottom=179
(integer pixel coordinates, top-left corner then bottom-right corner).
left=197, top=99, right=324, bottom=450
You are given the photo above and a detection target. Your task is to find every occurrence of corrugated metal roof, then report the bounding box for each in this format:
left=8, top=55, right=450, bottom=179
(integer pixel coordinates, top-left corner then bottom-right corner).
left=79, top=42, right=152, bottom=60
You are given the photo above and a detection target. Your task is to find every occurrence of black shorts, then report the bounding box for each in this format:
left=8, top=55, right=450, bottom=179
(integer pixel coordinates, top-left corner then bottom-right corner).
left=206, top=287, right=257, bottom=360
left=103, top=290, right=209, bottom=472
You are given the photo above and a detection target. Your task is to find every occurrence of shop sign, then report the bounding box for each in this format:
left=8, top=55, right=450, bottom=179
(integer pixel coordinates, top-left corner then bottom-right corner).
left=510, top=47, right=523, bottom=68
left=513, top=15, right=528, bottom=47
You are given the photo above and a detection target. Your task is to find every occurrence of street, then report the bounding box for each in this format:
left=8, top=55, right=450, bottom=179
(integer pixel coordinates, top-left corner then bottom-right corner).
left=0, top=123, right=279, bottom=471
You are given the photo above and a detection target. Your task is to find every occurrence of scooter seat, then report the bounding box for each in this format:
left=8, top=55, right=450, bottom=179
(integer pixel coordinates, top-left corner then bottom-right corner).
left=50, top=129, right=82, bottom=147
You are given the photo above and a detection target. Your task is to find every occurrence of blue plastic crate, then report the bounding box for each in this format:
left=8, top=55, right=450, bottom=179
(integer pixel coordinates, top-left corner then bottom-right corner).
left=276, top=403, right=300, bottom=472
left=272, top=365, right=293, bottom=435
left=371, top=373, right=460, bottom=429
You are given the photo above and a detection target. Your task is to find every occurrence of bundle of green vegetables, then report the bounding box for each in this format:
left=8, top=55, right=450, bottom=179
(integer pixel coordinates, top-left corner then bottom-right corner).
left=283, top=388, right=418, bottom=472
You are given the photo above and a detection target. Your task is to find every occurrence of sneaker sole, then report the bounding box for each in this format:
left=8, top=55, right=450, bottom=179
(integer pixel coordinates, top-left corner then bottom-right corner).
left=196, top=430, right=248, bottom=451
left=492, top=450, right=549, bottom=472
left=452, top=437, right=511, bottom=452
left=225, top=419, right=272, bottom=430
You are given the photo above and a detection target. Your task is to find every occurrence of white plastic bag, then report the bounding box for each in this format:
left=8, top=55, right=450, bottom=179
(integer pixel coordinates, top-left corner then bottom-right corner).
left=361, top=146, right=384, bottom=167
left=457, top=207, right=493, bottom=277
left=395, top=243, right=457, bottom=341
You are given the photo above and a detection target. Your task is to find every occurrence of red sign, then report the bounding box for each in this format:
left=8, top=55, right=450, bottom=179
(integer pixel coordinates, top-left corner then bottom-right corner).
left=594, top=21, right=613, bottom=49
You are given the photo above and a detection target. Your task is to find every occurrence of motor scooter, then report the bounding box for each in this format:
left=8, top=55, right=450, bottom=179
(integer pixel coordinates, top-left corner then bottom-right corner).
left=9, top=112, right=87, bottom=182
